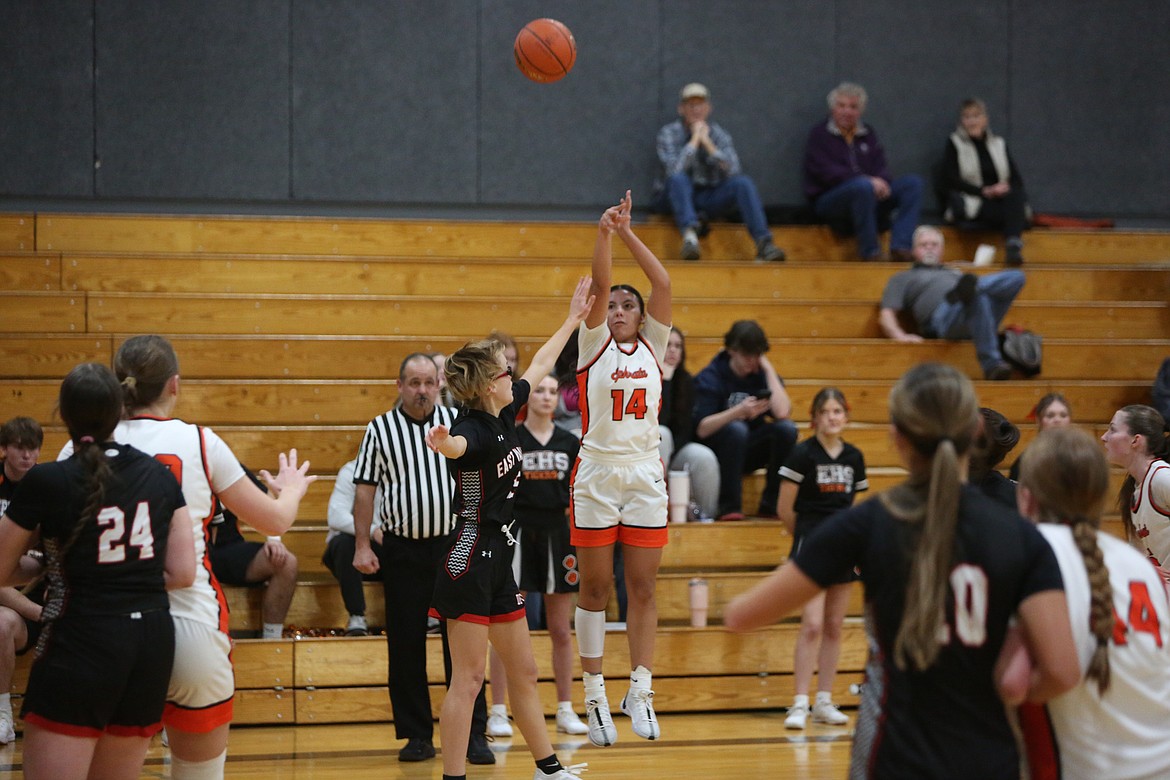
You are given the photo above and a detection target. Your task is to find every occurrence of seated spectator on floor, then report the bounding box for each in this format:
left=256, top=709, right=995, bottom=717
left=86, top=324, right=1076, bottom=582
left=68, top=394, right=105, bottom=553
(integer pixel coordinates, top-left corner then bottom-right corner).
left=878, top=225, right=1025, bottom=381
left=693, top=320, right=798, bottom=520
left=0, top=416, right=45, bottom=745
left=652, top=82, right=786, bottom=263
left=939, top=98, right=1030, bottom=266
left=658, top=326, right=720, bottom=519
left=803, top=81, right=923, bottom=261
left=209, top=467, right=298, bottom=639
left=323, top=458, right=383, bottom=636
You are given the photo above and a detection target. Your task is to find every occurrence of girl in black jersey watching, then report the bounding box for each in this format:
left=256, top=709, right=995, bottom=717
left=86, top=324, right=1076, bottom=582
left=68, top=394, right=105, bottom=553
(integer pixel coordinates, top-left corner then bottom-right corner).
left=0, top=363, right=195, bottom=780
left=776, top=387, right=867, bottom=730
left=725, top=363, right=1080, bottom=779
left=426, top=278, right=593, bottom=780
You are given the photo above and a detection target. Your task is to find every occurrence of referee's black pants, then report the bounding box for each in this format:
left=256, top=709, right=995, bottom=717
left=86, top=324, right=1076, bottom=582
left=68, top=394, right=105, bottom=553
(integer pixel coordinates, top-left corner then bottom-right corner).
left=378, top=532, right=488, bottom=742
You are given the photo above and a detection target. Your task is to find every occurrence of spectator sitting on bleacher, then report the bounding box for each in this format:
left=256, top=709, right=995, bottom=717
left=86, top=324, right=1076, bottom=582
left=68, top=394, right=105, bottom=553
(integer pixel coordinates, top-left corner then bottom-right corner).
left=0, top=416, right=45, bottom=745
left=209, top=467, right=298, bottom=640
left=693, top=320, right=798, bottom=520
left=658, top=326, right=719, bottom=519
left=878, top=225, right=1025, bottom=381
left=802, top=81, right=923, bottom=262
left=939, top=98, right=1030, bottom=266
left=323, top=458, right=383, bottom=636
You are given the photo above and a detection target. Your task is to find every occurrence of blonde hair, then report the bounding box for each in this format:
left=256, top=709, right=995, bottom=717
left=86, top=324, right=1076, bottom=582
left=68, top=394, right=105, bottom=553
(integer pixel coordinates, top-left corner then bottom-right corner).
left=1019, top=427, right=1113, bottom=693
left=444, top=339, right=505, bottom=410
left=881, top=363, right=979, bottom=672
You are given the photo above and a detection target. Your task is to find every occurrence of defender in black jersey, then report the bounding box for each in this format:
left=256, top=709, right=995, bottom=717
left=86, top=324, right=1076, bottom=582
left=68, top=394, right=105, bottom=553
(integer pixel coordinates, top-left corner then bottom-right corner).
left=726, top=363, right=1080, bottom=780
left=427, top=278, right=594, bottom=780
left=0, top=363, right=195, bottom=780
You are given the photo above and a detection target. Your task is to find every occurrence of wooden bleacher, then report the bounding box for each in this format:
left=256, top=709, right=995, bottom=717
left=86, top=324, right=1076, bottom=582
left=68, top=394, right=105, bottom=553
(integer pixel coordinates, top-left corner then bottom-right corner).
left=1, top=211, right=1167, bottom=726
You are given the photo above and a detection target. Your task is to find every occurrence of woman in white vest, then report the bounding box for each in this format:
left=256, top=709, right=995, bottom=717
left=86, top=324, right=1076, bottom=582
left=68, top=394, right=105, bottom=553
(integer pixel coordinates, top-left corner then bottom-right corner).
left=940, top=98, right=1030, bottom=266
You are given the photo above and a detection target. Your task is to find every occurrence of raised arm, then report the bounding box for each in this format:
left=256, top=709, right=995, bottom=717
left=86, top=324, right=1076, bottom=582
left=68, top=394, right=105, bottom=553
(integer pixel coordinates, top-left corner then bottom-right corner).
left=615, top=191, right=672, bottom=325
left=521, top=276, right=595, bottom=385
left=586, top=198, right=623, bottom=329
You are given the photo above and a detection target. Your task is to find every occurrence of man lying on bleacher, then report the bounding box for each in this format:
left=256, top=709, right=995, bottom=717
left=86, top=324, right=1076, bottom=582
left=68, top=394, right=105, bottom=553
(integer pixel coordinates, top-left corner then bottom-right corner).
left=878, top=225, right=1025, bottom=381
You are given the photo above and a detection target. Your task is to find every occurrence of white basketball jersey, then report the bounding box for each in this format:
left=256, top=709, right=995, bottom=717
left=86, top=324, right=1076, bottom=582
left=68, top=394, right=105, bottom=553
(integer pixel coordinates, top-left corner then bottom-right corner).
left=576, top=315, right=670, bottom=460
left=63, top=417, right=246, bottom=632
left=1131, top=460, right=1170, bottom=569
left=1027, top=525, right=1170, bottom=779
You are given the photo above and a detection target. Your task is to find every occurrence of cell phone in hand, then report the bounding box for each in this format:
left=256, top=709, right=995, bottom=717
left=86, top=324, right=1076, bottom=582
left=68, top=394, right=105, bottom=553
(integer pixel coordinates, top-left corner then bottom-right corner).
left=756, top=389, right=772, bottom=400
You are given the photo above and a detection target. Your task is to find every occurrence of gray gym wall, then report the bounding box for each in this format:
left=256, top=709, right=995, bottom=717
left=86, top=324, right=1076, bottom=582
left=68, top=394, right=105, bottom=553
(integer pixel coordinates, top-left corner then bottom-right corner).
left=0, top=0, right=1166, bottom=221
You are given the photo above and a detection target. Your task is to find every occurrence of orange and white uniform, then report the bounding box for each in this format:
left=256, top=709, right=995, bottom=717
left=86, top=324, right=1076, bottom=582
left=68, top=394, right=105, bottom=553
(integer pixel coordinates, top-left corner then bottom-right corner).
left=1130, top=460, right=1170, bottom=569
left=570, top=315, right=671, bottom=548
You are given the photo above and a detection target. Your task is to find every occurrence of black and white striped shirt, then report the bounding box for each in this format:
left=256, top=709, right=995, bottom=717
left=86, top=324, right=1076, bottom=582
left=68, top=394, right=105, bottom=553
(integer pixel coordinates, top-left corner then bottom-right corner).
left=353, top=405, right=458, bottom=540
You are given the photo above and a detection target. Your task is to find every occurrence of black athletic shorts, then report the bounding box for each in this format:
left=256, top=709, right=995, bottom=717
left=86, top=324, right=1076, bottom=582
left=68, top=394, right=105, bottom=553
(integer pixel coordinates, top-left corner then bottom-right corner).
left=209, top=540, right=264, bottom=586
left=22, top=609, right=174, bottom=737
left=431, top=521, right=526, bottom=625
left=516, top=524, right=580, bottom=594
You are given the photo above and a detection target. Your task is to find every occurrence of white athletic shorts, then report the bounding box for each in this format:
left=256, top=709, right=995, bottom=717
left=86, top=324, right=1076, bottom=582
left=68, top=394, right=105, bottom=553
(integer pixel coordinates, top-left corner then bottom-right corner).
left=570, top=454, right=668, bottom=548
left=164, top=616, right=235, bottom=732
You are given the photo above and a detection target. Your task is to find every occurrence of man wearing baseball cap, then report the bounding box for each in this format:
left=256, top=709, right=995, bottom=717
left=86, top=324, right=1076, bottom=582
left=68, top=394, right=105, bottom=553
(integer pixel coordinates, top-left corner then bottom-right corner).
left=653, top=82, right=786, bottom=263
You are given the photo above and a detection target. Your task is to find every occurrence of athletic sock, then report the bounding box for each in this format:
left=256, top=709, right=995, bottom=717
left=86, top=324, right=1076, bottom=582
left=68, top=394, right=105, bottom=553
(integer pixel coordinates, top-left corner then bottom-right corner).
left=262, top=622, right=283, bottom=639
left=583, top=670, right=606, bottom=699
left=171, top=750, right=228, bottom=780
left=815, top=691, right=833, bottom=705
left=557, top=700, right=574, bottom=713
left=793, top=693, right=810, bottom=708
left=535, top=754, right=564, bottom=774
left=630, top=664, right=652, bottom=691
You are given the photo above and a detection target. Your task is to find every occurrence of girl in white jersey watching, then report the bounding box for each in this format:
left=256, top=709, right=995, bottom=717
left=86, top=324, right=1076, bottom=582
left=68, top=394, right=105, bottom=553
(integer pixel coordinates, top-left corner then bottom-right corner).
left=62, top=335, right=316, bottom=780
left=1101, top=404, right=1170, bottom=581
left=572, top=191, right=672, bottom=746
left=1008, top=426, right=1170, bottom=779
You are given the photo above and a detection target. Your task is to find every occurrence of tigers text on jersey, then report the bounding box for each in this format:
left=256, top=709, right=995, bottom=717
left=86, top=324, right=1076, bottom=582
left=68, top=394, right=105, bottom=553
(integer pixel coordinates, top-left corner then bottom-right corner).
left=1130, top=460, right=1170, bottom=569
left=576, top=315, right=671, bottom=460
left=62, top=417, right=247, bottom=633
left=513, top=423, right=579, bottom=530
left=779, top=436, right=868, bottom=531
left=1023, top=526, right=1170, bottom=780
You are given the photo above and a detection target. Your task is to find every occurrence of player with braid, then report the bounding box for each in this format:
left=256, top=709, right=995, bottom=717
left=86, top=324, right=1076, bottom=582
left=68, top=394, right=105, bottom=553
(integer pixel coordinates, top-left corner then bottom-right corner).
left=0, top=363, right=195, bottom=780
left=724, top=363, right=1080, bottom=779
left=1006, top=426, right=1170, bottom=779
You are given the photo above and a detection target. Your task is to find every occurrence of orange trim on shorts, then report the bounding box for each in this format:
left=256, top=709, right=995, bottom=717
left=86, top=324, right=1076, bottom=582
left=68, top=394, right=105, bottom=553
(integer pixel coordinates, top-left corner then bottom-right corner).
left=163, top=697, right=234, bottom=733
left=571, top=525, right=620, bottom=547
left=618, top=525, right=668, bottom=548
left=22, top=712, right=103, bottom=739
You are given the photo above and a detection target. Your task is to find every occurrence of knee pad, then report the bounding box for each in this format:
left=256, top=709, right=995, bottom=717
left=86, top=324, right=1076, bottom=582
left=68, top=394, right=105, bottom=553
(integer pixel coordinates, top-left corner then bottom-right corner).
left=575, top=607, right=607, bottom=659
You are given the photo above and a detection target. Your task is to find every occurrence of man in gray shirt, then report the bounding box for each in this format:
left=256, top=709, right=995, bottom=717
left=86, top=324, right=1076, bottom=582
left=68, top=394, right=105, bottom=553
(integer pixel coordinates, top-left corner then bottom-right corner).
left=879, top=226, right=1024, bottom=380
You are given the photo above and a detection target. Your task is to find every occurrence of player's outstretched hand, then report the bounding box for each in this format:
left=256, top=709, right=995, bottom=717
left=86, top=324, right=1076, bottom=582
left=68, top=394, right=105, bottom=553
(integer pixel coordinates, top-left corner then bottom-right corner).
left=426, top=425, right=449, bottom=454
left=568, top=276, right=596, bottom=324
left=260, top=449, right=317, bottom=501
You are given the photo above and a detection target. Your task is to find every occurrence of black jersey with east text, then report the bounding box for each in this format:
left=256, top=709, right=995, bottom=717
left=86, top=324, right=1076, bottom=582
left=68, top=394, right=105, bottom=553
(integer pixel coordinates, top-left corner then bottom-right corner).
left=6, top=443, right=185, bottom=617
left=513, top=423, right=579, bottom=530
left=449, top=380, right=531, bottom=535
left=795, top=485, right=1063, bottom=780
left=779, top=437, right=868, bottom=530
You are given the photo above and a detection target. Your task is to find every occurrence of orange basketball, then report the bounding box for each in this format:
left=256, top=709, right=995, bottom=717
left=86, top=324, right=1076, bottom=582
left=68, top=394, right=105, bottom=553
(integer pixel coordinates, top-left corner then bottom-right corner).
left=514, top=18, right=576, bottom=83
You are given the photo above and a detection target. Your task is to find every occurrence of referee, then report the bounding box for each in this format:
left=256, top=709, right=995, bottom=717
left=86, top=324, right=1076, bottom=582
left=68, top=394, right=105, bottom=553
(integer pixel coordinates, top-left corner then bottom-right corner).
left=353, top=353, right=492, bottom=765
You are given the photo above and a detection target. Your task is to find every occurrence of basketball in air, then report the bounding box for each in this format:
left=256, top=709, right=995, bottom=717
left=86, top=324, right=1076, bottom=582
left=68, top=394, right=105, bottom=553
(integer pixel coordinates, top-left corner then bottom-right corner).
left=513, top=18, right=576, bottom=83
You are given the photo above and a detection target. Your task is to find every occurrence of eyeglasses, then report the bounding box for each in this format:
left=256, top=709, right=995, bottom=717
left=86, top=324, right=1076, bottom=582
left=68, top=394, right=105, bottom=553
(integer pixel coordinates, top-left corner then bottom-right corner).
left=496, top=366, right=514, bottom=380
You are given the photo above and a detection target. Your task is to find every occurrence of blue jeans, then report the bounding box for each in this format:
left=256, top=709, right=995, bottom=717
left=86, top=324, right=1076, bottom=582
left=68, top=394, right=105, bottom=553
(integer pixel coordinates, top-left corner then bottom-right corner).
left=701, top=417, right=798, bottom=516
left=654, top=173, right=771, bottom=243
left=813, top=174, right=924, bottom=258
left=926, top=270, right=1026, bottom=374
